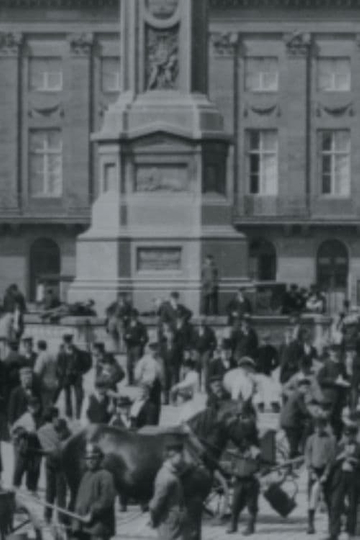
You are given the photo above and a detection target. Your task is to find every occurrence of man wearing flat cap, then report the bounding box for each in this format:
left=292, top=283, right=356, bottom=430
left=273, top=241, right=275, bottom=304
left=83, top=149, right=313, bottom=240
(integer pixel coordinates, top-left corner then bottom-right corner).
left=124, top=309, right=148, bottom=386
left=149, top=437, right=186, bottom=540
left=74, top=443, right=116, bottom=540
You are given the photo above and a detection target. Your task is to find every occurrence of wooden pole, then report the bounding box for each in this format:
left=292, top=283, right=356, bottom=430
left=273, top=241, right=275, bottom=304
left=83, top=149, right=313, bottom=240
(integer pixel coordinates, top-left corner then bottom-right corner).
left=15, top=491, right=87, bottom=523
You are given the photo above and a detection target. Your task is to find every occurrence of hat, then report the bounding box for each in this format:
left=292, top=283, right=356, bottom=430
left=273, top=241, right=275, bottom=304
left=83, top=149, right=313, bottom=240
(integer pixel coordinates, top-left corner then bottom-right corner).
left=170, top=291, right=180, bottom=300
left=63, top=334, right=73, bottom=344
left=116, top=396, right=133, bottom=407
left=237, top=356, right=255, bottom=369
left=85, top=443, right=103, bottom=458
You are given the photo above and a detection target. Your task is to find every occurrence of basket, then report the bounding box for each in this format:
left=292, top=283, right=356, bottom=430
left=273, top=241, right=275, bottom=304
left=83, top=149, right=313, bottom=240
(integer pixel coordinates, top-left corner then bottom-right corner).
left=263, top=480, right=298, bottom=518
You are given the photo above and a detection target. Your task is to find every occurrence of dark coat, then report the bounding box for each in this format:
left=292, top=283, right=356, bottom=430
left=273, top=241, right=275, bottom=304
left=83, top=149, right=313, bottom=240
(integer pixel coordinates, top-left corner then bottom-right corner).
left=95, top=356, right=125, bottom=391
left=174, top=322, right=195, bottom=355
left=279, top=340, right=304, bottom=384
left=201, top=263, right=218, bottom=294
left=8, top=384, right=41, bottom=426
left=280, top=390, right=310, bottom=430
left=159, top=302, right=192, bottom=329
left=74, top=468, right=116, bottom=537
left=124, top=321, right=149, bottom=351
left=3, top=351, right=28, bottom=399
left=208, top=357, right=233, bottom=381
left=160, top=337, right=182, bottom=370
left=231, top=328, right=259, bottom=359
left=256, top=344, right=279, bottom=376
left=227, top=296, right=252, bottom=324
left=192, top=326, right=217, bottom=354
left=57, top=346, right=91, bottom=387
left=86, top=394, right=112, bottom=425
left=317, top=359, right=348, bottom=405
left=131, top=400, right=158, bottom=430
left=105, top=300, right=132, bottom=326
left=149, top=461, right=185, bottom=540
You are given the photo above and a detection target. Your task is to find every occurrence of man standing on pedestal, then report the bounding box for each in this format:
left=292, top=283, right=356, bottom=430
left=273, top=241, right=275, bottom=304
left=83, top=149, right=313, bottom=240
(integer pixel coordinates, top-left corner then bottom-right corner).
left=201, top=255, right=219, bottom=316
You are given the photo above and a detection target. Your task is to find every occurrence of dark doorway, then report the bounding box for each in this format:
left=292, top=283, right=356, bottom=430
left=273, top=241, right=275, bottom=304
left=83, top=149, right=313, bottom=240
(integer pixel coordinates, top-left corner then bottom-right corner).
left=249, top=238, right=277, bottom=281
left=29, top=238, right=61, bottom=301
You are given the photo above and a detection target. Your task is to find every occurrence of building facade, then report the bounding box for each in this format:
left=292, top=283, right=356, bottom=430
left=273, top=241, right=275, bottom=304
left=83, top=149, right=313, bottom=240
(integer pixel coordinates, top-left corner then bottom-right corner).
left=0, top=0, right=360, bottom=309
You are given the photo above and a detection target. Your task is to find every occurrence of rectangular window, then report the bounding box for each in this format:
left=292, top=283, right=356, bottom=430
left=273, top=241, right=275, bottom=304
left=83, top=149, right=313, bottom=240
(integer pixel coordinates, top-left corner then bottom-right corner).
left=320, top=130, right=350, bottom=196
left=318, top=58, right=351, bottom=92
left=29, top=58, right=63, bottom=92
left=247, top=130, right=278, bottom=195
left=29, top=130, right=63, bottom=198
left=101, top=57, right=121, bottom=93
left=245, top=57, right=279, bottom=92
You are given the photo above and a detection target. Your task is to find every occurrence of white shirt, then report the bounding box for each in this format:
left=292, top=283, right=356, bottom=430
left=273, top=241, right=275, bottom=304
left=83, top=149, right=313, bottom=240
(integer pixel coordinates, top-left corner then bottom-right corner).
left=135, top=354, right=162, bottom=385
left=223, top=367, right=256, bottom=402
left=174, top=370, right=199, bottom=395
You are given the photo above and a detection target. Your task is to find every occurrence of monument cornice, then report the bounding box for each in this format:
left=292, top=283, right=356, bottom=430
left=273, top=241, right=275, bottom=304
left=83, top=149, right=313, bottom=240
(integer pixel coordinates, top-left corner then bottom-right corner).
left=210, top=0, right=360, bottom=7
left=0, top=0, right=118, bottom=8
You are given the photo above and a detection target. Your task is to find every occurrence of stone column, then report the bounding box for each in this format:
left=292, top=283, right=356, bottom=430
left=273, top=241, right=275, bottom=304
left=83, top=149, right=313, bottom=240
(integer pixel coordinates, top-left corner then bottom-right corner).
left=0, top=32, right=23, bottom=212
left=283, top=31, right=311, bottom=214
left=67, top=33, right=94, bottom=211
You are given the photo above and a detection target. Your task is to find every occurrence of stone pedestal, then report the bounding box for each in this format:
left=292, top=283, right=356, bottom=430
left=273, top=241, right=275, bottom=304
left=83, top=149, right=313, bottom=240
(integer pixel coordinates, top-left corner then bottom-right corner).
left=69, top=0, right=248, bottom=314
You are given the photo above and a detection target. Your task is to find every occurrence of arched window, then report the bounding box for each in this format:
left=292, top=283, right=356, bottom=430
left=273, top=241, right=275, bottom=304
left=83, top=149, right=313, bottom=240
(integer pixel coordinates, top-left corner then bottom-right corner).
left=317, top=239, right=349, bottom=292
left=249, top=238, right=277, bottom=281
left=29, top=238, right=61, bottom=301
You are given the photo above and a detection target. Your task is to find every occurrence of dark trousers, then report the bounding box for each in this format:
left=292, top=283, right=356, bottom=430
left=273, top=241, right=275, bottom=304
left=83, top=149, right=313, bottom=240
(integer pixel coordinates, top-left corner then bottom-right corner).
left=197, top=350, right=211, bottom=391
left=230, top=477, right=259, bottom=530
left=45, top=460, right=67, bottom=521
left=329, top=470, right=359, bottom=538
left=13, top=447, right=41, bottom=491
left=126, top=346, right=142, bottom=386
left=284, top=427, right=304, bottom=459
left=202, top=291, right=218, bottom=316
left=64, top=379, right=84, bottom=419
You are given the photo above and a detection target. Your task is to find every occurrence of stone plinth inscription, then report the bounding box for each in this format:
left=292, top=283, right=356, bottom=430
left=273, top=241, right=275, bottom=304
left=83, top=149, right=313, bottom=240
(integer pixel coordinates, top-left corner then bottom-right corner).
left=137, top=247, right=182, bottom=271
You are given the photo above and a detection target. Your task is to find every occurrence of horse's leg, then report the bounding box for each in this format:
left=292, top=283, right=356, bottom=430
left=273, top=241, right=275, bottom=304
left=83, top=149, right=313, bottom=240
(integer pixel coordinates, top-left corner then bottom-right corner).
left=186, top=497, right=203, bottom=540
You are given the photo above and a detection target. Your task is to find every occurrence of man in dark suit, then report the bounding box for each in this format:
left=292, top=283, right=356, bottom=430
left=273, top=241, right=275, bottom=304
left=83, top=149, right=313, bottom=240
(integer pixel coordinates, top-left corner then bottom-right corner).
left=22, top=337, right=37, bottom=369
left=57, top=334, right=91, bottom=420
left=8, top=367, right=41, bottom=426
left=201, top=255, right=219, bottom=316
left=130, top=384, right=158, bottom=429
left=105, top=292, right=132, bottom=353
left=3, top=340, right=28, bottom=401
left=208, top=339, right=234, bottom=384
left=159, top=291, right=192, bottom=331
left=192, top=316, right=217, bottom=391
left=123, top=309, right=148, bottom=385
left=227, top=289, right=252, bottom=326
left=231, top=317, right=259, bottom=361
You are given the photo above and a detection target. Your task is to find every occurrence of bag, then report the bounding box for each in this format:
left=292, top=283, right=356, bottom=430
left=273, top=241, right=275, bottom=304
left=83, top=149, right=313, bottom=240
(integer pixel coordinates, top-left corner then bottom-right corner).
left=263, top=480, right=298, bottom=518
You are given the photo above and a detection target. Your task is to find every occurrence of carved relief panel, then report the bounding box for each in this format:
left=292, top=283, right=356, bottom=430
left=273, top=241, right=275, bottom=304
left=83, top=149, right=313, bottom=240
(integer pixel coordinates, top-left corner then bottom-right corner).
left=145, top=26, right=179, bottom=90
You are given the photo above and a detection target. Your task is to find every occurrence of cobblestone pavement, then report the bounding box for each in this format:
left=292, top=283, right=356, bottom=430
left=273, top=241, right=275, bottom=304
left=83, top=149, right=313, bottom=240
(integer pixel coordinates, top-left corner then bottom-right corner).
left=1, top=359, right=333, bottom=540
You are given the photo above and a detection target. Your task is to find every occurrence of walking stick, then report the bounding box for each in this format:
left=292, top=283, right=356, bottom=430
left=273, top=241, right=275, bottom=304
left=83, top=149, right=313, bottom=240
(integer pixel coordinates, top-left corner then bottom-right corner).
left=15, top=490, right=88, bottom=523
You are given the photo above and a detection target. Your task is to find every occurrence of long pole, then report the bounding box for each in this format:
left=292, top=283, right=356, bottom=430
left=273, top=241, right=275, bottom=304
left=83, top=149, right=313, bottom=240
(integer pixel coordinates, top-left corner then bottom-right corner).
left=15, top=491, right=87, bottom=523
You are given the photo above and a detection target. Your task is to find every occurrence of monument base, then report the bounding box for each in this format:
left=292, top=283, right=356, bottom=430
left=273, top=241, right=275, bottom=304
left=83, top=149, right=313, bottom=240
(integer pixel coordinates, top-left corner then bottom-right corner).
left=68, top=226, right=249, bottom=315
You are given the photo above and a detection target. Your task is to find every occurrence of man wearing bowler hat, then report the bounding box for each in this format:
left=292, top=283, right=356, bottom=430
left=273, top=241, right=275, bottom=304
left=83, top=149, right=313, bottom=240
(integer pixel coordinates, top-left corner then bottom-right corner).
left=73, top=443, right=116, bottom=540
left=123, top=309, right=148, bottom=386
left=149, top=436, right=186, bottom=540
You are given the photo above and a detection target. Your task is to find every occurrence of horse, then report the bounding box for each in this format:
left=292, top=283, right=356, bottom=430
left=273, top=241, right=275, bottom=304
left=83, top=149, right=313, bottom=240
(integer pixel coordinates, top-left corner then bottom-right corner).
left=61, top=400, right=257, bottom=540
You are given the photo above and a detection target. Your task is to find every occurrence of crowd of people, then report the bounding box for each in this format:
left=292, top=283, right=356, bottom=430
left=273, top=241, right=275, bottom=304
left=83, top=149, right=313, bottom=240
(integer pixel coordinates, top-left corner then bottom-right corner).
left=1, top=285, right=360, bottom=540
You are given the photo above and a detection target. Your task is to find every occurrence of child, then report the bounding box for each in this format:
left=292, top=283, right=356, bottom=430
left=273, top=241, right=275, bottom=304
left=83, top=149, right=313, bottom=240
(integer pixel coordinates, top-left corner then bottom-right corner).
left=304, top=413, right=336, bottom=534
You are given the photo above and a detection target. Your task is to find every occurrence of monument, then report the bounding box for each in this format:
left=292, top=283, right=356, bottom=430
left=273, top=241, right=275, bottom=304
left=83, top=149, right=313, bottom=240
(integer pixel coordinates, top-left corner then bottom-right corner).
left=69, top=0, right=248, bottom=314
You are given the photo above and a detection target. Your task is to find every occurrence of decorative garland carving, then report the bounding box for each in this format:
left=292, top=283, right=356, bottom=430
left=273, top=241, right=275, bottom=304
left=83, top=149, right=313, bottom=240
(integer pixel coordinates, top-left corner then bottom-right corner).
left=28, top=103, right=64, bottom=118
left=210, top=32, right=239, bottom=57
left=316, top=102, right=354, bottom=117
left=284, top=31, right=311, bottom=57
left=145, top=25, right=179, bottom=90
left=69, top=33, right=93, bottom=56
left=0, top=32, right=23, bottom=55
left=244, top=103, right=280, bottom=117
left=210, top=0, right=360, bottom=7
